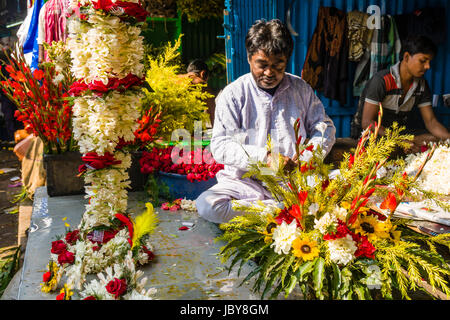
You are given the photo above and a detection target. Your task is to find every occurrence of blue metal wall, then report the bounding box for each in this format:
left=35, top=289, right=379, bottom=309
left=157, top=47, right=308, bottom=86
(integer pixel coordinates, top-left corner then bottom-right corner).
left=223, top=0, right=450, bottom=137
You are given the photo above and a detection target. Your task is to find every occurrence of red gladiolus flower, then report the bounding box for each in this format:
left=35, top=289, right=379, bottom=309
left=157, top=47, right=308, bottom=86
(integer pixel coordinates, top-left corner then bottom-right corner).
left=297, top=191, right=308, bottom=206
left=380, top=192, right=397, bottom=212
left=348, top=154, right=355, bottom=169
left=288, top=204, right=302, bottom=221
left=33, top=69, right=44, bottom=81
left=106, top=278, right=128, bottom=299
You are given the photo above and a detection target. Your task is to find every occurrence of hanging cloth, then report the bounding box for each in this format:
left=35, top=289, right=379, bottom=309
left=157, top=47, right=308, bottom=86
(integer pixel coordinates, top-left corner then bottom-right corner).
left=44, top=0, right=68, bottom=45
left=347, top=11, right=374, bottom=62
left=301, top=6, right=349, bottom=105
left=22, top=0, right=44, bottom=71
left=353, top=15, right=401, bottom=97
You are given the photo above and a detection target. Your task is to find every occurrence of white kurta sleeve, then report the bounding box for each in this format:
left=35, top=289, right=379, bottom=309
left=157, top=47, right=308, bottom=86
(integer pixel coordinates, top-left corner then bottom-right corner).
left=211, top=90, right=268, bottom=171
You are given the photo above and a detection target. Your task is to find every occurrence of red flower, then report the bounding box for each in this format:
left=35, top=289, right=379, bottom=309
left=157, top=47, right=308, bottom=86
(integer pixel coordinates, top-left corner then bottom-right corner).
left=179, top=226, right=189, bottom=231
left=68, top=81, right=88, bottom=96
left=297, top=191, right=308, bottom=206
left=323, top=219, right=350, bottom=240
left=65, top=230, right=80, bottom=245
left=43, top=271, right=52, bottom=283
left=142, top=245, right=154, bottom=261
left=56, top=292, right=65, bottom=300
left=83, top=296, right=97, bottom=300
left=380, top=192, right=397, bottom=212
left=51, top=240, right=67, bottom=255
left=348, top=154, right=355, bottom=169
left=106, top=278, right=127, bottom=299
left=288, top=204, right=302, bottom=221
left=33, top=69, right=44, bottom=81
left=115, top=213, right=134, bottom=247
left=57, top=251, right=75, bottom=265
left=354, top=236, right=376, bottom=259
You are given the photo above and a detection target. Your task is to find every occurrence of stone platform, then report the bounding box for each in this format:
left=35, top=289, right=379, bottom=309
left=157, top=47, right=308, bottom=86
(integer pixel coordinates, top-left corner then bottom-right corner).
left=3, top=186, right=302, bottom=300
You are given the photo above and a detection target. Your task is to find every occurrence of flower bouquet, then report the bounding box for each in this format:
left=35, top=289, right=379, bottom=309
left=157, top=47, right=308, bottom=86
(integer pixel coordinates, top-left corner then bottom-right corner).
left=0, top=47, right=74, bottom=154
left=217, top=109, right=450, bottom=300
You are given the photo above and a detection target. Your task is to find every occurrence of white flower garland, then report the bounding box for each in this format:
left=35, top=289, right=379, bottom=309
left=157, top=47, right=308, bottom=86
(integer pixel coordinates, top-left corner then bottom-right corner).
left=44, top=1, right=155, bottom=300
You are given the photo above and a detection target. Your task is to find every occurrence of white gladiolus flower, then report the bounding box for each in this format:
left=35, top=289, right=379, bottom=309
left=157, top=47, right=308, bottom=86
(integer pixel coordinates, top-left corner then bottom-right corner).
left=271, top=220, right=301, bottom=255
left=308, top=203, right=319, bottom=215
left=327, top=235, right=357, bottom=265
left=376, top=166, right=387, bottom=179
left=315, top=122, right=328, bottom=136
left=333, top=206, right=348, bottom=221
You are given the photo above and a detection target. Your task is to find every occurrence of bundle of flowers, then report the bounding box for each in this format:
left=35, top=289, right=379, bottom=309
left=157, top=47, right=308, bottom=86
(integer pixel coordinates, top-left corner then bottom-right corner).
left=0, top=47, right=74, bottom=154
left=140, top=145, right=224, bottom=182
left=403, top=142, right=450, bottom=196
left=217, top=109, right=450, bottom=300
left=39, top=0, right=158, bottom=300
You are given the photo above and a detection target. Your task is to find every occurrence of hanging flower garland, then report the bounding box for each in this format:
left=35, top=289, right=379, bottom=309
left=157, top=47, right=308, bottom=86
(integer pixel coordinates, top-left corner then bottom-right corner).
left=41, top=0, right=158, bottom=300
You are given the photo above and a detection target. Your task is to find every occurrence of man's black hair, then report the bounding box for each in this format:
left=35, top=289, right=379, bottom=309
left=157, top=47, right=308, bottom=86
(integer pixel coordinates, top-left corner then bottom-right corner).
left=400, top=35, right=437, bottom=60
left=187, top=59, right=210, bottom=79
left=245, top=19, right=294, bottom=60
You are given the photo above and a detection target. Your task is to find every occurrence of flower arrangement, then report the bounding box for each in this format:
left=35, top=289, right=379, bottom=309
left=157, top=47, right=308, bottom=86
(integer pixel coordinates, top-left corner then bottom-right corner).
left=0, top=47, right=74, bottom=154
left=216, top=109, right=450, bottom=300
left=39, top=0, right=158, bottom=300
left=141, top=35, right=212, bottom=140
left=140, top=145, right=224, bottom=182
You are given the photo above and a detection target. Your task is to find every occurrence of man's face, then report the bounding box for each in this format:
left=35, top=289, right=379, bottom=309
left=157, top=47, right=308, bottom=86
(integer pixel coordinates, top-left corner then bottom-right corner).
left=248, top=50, right=288, bottom=89
left=404, top=52, right=433, bottom=78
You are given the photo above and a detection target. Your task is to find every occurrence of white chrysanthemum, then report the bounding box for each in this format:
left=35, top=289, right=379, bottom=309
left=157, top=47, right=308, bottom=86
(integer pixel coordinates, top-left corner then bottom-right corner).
left=299, top=150, right=313, bottom=163
left=404, top=145, right=450, bottom=195
left=327, top=235, right=357, bottom=265
left=314, top=212, right=338, bottom=234
left=271, top=220, right=301, bottom=255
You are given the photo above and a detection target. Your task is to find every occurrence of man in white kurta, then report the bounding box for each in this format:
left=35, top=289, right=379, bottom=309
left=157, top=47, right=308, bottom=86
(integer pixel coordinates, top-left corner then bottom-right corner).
left=195, top=19, right=336, bottom=223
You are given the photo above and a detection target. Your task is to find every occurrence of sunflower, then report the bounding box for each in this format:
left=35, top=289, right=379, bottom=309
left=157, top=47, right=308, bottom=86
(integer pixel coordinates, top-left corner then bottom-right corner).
left=261, top=216, right=278, bottom=244
left=292, top=237, right=319, bottom=261
left=353, top=214, right=389, bottom=242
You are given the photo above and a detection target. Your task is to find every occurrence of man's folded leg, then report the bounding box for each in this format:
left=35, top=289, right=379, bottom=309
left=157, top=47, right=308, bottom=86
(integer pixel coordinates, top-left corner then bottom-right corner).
left=195, top=176, right=272, bottom=224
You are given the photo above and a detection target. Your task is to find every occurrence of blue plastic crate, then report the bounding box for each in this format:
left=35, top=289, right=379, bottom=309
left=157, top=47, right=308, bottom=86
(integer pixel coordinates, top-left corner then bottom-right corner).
left=157, top=171, right=217, bottom=200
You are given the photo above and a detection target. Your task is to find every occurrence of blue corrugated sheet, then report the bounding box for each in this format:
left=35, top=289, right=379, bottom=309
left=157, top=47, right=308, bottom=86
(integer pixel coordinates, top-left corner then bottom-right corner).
left=224, top=0, right=450, bottom=137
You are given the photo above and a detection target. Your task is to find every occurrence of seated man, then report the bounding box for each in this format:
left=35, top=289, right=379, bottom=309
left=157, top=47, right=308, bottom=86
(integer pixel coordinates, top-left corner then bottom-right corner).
left=195, top=19, right=336, bottom=224
left=351, top=35, right=450, bottom=152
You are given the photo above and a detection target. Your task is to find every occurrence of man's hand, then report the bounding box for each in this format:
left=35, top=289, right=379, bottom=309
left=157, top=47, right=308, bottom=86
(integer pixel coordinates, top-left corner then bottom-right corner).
left=267, top=152, right=298, bottom=172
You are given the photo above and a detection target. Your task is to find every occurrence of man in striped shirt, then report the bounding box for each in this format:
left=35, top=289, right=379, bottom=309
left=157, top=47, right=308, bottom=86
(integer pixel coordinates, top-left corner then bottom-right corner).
left=351, top=35, right=450, bottom=153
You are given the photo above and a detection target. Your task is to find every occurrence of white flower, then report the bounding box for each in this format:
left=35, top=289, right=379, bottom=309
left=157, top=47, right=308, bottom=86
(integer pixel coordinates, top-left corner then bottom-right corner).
left=308, top=203, right=319, bottom=216
left=403, top=145, right=450, bottom=195
left=315, top=122, right=328, bottom=136
left=333, top=206, right=348, bottom=221
left=271, top=220, right=301, bottom=255
left=299, top=150, right=313, bottom=162
left=327, top=235, right=357, bottom=265
left=376, top=166, right=387, bottom=179
left=314, top=212, right=338, bottom=234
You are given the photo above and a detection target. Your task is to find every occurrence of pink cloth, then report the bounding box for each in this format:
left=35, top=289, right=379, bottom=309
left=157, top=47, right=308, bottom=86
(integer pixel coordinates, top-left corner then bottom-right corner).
left=43, top=0, right=68, bottom=60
